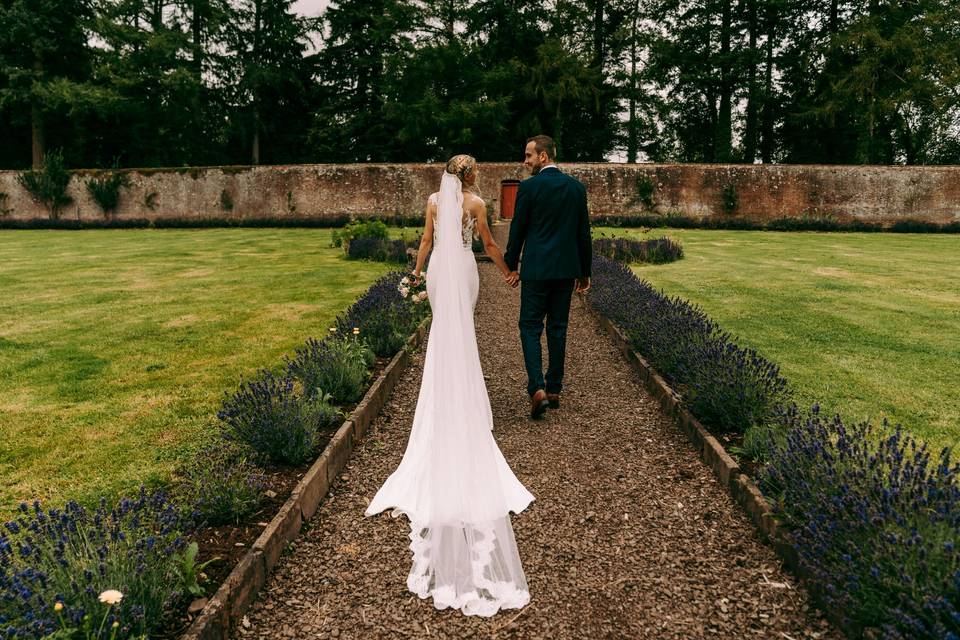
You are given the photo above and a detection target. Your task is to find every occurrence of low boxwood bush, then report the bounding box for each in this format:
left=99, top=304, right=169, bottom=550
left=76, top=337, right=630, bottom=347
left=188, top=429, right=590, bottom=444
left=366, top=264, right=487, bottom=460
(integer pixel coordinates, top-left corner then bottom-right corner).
left=0, top=488, right=189, bottom=638
left=593, top=236, right=684, bottom=264
left=589, top=255, right=789, bottom=434
left=173, top=441, right=268, bottom=526
left=217, top=370, right=340, bottom=465
left=760, top=405, right=959, bottom=639
left=286, top=335, right=373, bottom=405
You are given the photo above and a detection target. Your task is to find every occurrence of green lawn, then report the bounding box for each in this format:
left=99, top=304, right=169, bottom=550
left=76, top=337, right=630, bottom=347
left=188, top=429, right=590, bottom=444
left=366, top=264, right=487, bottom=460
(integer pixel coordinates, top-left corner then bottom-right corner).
left=0, top=229, right=394, bottom=511
left=599, top=228, right=960, bottom=453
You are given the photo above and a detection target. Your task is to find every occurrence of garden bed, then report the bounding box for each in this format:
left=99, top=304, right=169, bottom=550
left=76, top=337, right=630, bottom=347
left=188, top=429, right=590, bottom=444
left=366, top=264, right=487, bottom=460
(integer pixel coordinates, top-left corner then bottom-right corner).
left=585, top=254, right=958, bottom=639
left=179, top=319, right=429, bottom=639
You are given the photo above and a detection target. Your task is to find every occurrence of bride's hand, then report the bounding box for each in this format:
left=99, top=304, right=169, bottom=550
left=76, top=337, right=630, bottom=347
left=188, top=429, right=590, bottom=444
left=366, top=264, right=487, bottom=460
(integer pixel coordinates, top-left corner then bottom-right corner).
left=410, top=271, right=423, bottom=287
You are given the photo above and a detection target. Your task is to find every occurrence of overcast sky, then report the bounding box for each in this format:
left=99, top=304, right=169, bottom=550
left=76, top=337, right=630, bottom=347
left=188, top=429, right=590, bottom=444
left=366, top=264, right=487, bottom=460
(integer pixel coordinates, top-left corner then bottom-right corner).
left=292, top=0, right=330, bottom=16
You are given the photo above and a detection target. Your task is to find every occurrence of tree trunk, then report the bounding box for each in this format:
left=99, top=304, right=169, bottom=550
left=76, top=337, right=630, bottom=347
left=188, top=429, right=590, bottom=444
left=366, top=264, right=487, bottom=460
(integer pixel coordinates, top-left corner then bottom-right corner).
left=627, top=0, right=639, bottom=163
left=715, top=0, right=733, bottom=163
left=192, top=0, right=205, bottom=79
left=251, top=0, right=262, bottom=165
left=743, top=0, right=758, bottom=163
left=152, top=0, right=164, bottom=30
left=760, top=16, right=775, bottom=163
left=31, top=57, right=44, bottom=169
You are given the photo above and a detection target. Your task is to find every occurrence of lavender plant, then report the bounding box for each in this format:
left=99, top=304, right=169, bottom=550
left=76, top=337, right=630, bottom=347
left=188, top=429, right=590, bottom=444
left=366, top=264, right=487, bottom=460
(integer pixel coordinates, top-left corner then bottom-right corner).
left=286, top=334, right=373, bottom=405
left=589, top=255, right=790, bottom=434
left=760, top=405, right=960, bottom=638
left=592, top=236, right=684, bottom=264
left=0, top=489, right=188, bottom=639
left=173, top=441, right=269, bottom=526
left=336, top=272, right=428, bottom=357
left=346, top=238, right=410, bottom=263
left=217, top=370, right=338, bottom=465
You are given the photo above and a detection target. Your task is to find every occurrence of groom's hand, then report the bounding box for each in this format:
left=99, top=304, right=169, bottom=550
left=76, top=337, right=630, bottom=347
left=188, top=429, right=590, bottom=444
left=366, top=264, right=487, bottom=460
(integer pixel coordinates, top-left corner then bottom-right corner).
left=505, top=271, right=520, bottom=288
left=575, top=276, right=591, bottom=294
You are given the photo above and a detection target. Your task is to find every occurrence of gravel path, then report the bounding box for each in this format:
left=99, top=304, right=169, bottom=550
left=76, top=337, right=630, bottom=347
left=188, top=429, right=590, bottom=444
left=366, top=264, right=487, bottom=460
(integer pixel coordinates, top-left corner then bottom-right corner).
left=241, top=262, right=837, bottom=640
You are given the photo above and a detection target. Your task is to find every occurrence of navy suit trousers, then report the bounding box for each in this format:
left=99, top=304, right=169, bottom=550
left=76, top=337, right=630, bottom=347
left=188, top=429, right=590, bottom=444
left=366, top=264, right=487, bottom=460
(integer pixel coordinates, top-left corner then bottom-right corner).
left=519, top=278, right=575, bottom=397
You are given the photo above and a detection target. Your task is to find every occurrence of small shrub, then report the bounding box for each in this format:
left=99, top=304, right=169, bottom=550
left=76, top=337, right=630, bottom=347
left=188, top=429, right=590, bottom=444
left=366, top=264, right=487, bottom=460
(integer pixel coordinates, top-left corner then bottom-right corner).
left=760, top=405, right=960, bottom=638
left=219, top=189, right=233, bottom=211
left=332, top=219, right=389, bottom=248
left=286, top=335, right=373, bottom=405
left=17, top=149, right=72, bottom=219
left=731, top=421, right=787, bottom=463
left=217, top=370, right=338, bottom=465
left=86, top=171, right=131, bottom=218
left=173, top=441, right=268, bottom=526
left=143, top=191, right=158, bottom=210
left=721, top=183, right=738, bottom=215
left=635, top=175, right=655, bottom=210
left=0, top=488, right=189, bottom=638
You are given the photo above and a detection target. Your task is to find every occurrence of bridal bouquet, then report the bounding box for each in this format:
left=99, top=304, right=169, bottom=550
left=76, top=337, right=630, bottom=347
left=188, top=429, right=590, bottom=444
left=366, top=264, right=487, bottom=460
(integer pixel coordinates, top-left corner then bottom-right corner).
left=399, top=273, right=428, bottom=304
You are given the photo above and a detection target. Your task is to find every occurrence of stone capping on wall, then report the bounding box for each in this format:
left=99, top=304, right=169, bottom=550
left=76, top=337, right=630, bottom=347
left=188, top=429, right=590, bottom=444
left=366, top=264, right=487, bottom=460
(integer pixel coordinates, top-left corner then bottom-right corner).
left=584, top=300, right=846, bottom=631
left=181, top=316, right=431, bottom=640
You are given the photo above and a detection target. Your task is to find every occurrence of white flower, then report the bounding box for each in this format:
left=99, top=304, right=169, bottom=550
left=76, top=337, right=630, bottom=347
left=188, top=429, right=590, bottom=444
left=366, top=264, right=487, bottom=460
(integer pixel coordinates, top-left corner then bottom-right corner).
left=412, top=296, right=421, bottom=304
left=98, top=590, right=123, bottom=605
left=418, top=291, right=428, bottom=301
left=399, top=286, right=409, bottom=297
left=401, top=277, right=410, bottom=285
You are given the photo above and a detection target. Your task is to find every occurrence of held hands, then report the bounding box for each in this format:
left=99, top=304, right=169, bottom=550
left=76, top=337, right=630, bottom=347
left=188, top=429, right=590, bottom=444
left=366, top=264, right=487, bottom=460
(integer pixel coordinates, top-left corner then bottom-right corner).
left=575, top=276, right=591, bottom=294
left=504, top=271, right=520, bottom=288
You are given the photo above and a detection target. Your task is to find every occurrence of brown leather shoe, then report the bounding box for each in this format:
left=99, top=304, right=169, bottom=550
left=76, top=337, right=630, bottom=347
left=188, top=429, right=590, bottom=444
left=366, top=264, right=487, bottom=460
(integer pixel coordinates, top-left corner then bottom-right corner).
left=530, top=389, right=549, bottom=419
left=546, top=393, right=560, bottom=409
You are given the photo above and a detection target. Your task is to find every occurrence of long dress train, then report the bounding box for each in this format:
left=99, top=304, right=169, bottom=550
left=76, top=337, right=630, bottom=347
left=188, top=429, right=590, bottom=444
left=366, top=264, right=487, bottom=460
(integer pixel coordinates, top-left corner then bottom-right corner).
left=365, top=173, right=534, bottom=617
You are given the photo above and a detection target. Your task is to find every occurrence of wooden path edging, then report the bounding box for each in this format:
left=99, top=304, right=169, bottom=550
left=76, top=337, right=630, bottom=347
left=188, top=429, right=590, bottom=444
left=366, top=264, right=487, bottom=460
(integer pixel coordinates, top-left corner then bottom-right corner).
left=181, top=317, right=432, bottom=639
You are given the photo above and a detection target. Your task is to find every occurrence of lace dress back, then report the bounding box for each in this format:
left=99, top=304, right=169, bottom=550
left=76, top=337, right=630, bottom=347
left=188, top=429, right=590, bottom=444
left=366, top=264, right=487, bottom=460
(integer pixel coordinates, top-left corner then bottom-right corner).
left=428, top=191, right=476, bottom=248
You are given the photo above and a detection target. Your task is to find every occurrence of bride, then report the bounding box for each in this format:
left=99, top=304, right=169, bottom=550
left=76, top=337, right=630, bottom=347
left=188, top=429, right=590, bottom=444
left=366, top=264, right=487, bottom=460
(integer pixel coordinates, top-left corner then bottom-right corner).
left=364, top=154, right=534, bottom=616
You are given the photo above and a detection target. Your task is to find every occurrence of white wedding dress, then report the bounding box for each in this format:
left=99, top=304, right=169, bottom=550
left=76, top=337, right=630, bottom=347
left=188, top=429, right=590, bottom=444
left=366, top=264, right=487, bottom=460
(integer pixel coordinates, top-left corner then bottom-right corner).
left=365, top=172, right=534, bottom=616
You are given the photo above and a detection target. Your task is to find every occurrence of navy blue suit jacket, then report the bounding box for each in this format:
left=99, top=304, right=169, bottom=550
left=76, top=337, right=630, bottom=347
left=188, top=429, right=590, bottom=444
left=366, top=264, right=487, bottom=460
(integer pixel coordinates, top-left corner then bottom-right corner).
left=504, top=167, right=592, bottom=280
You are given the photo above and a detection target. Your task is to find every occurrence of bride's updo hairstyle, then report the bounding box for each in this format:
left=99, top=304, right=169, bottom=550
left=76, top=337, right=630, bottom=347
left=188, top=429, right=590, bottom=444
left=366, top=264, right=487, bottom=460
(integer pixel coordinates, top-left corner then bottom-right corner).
left=445, top=154, right=477, bottom=183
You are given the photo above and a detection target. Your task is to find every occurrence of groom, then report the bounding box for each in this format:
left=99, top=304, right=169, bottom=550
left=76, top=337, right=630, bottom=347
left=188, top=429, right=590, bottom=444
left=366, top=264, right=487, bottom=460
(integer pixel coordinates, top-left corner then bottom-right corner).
left=505, top=135, right=592, bottom=419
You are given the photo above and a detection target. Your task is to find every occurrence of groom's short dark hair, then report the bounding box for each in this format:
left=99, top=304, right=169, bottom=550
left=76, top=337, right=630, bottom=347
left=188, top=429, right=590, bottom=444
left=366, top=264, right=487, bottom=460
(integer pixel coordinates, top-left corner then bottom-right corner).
left=527, top=135, right=557, bottom=160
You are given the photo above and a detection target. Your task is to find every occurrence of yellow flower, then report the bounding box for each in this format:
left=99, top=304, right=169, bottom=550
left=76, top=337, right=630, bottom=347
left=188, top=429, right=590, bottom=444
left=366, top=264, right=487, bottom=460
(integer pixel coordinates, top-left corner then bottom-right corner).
left=112, top=622, right=120, bottom=629
left=329, top=327, right=337, bottom=333
left=98, top=590, right=123, bottom=605
left=54, top=602, right=64, bottom=612
left=352, top=327, right=360, bottom=335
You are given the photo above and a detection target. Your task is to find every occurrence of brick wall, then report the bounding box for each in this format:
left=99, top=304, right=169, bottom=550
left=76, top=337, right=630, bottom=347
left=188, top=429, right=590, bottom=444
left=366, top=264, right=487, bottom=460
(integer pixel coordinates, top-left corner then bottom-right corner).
left=1, top=162, right=958, bottom=225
